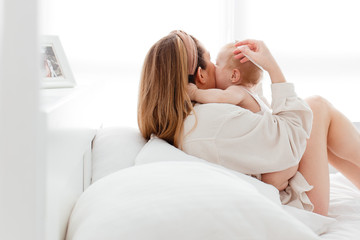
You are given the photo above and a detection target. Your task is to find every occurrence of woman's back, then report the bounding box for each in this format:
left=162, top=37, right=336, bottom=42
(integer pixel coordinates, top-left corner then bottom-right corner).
left=182, top=83, right=312, bottom=176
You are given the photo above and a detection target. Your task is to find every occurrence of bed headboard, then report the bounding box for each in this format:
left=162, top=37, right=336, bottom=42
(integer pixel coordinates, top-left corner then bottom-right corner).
left=40, top=86, right=101, bottom=240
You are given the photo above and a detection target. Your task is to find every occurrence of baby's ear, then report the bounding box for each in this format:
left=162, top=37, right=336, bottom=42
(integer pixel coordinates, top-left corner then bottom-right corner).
left=230, top=69, right=241, bottom=84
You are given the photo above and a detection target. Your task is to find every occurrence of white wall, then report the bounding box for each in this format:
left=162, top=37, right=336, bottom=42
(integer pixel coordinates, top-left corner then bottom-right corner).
left=0, top=0, right=44, bottom=239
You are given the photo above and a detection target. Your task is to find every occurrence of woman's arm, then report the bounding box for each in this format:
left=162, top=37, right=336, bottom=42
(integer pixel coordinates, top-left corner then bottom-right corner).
left=254, top=83, right=271, bottom=109
left=188, top=84, right=245, bottom=105
left=234, top=40, right=286, bottom=84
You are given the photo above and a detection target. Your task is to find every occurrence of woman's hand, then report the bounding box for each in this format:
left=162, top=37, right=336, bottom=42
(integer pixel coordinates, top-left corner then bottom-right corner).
left=187, top=83, right=198, bottom=101
left=234, top=39, right=276, bottom=72
left=234, top=39, right=285, bottom=83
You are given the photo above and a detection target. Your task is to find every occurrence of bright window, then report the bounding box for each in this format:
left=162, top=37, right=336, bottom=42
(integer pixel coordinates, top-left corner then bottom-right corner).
left=40, top=0, right=226, bottom=127
left=232, top=0, right=360, bottom=121
left=40, top=0, right=360, bottom=126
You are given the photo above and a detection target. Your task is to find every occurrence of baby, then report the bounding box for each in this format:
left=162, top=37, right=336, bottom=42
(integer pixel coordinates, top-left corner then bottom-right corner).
left=188, top=42, right=270, bottom=114
left=188, top=42, right=298, bottom=192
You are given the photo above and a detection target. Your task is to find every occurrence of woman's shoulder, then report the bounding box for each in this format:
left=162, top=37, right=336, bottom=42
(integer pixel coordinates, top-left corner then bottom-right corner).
left=193, top=103, right=247, bottom=115
left=184, top=103, right=250, bottom=142
left=189, top=103, right=256, bottom=129
left=184, top=103, right=262, bottom=143
left=194, top=102, right=244, bottom=110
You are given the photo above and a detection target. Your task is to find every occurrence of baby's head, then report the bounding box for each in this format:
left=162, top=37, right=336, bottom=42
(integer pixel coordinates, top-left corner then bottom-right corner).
left=215, top=43, right=263, bottom=90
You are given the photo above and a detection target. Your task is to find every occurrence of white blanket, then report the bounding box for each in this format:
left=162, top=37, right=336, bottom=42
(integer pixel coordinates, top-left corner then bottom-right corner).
left=321, top=173, right=360, bottom=239
left=67, top=161, right=324, bottom=240
left=76, top=127, right=360, bottom=240
left=67, top=137, right=341, bottom=240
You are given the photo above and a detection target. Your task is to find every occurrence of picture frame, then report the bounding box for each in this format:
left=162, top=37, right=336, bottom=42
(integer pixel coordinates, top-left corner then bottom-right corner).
left=41, top=35, right=76, bottom=88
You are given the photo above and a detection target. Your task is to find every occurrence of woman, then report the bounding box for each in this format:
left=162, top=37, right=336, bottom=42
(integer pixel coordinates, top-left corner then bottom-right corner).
left=137, top=30, right=360, bottom=216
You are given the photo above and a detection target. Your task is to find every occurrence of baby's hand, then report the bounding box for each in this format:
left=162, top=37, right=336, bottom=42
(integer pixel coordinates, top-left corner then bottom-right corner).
left=187, top=83, right=198, bottom=101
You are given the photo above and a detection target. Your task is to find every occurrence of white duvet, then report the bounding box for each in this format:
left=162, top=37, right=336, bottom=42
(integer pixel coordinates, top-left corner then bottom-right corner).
left=67, top=161, right=322, bottom=240
left=321, top=173, right=360, bottom=239
left=67, top=129, right=360, bottom=240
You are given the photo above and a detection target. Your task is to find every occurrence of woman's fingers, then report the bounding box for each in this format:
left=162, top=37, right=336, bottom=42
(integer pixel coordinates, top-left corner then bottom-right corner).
left=234, top=53, right=249, bottom=63
left=235, top=39, right=276, bottom=72
left=234, top=45, right=252, bottom=63
left=235, top=39, right=258, bottom=51
left=235, top=39, right=255, bottom=47
left=234, top=45, right=252, bottom=56
left=233, top=52, right=244, bottom=59
left=240, top=57, right=249, bottom=63
left=233, top=48, right=242, bottom=55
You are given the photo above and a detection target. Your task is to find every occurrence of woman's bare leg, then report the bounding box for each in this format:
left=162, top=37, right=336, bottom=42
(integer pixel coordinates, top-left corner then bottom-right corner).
left=298, top=96, right=331, bottom=216
left=311, top=96, right=360, bottom=186
left=328, top=149, right=360, bottom=189
left=326, top=104, right=360, bottom=168
left=299, top=96, right=360, bottom=215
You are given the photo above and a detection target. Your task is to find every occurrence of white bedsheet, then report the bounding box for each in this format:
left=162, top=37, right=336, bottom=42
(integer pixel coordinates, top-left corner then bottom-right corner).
left=321, top=173, right=360, bottom=239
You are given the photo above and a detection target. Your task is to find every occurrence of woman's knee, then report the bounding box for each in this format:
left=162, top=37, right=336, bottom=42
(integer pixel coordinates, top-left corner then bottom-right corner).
left=305, top=95, right=333, bottom=120
left=305, top=95, right=332, bottom=110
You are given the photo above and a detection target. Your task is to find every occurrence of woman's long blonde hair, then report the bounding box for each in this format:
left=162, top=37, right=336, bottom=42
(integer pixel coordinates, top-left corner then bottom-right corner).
left=137, top=32, right=195, bottom=148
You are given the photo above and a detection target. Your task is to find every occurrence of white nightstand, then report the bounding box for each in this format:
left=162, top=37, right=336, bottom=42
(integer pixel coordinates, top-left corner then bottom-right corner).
left=39, top=84, right=102, bottom=240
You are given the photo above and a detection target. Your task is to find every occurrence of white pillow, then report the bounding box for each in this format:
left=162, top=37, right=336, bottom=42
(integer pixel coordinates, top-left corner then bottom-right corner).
left=91, top=127, right=146, bottom=183
left=135, top=136, right=207, bottom=164
left=135, top=137, right=335, bottom=235
left=66, top=161, right=320, bottom=240
left=135, top=137, right=280, bottom=205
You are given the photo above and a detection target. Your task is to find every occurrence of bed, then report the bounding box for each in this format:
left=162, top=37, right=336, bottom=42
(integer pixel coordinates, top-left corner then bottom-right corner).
left=64, top=124, right=360, bottom=240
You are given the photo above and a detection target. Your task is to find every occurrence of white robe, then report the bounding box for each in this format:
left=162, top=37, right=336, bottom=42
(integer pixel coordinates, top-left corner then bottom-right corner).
left=182, top=83, right=313, bottom=175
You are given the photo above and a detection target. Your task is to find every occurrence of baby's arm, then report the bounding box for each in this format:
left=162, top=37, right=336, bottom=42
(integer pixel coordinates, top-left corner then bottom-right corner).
left=188, top=84, right=245, bottom=105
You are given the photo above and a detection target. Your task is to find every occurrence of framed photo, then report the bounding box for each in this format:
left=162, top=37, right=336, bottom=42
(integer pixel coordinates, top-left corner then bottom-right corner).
left=41, top=35, right=76, bottom=88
